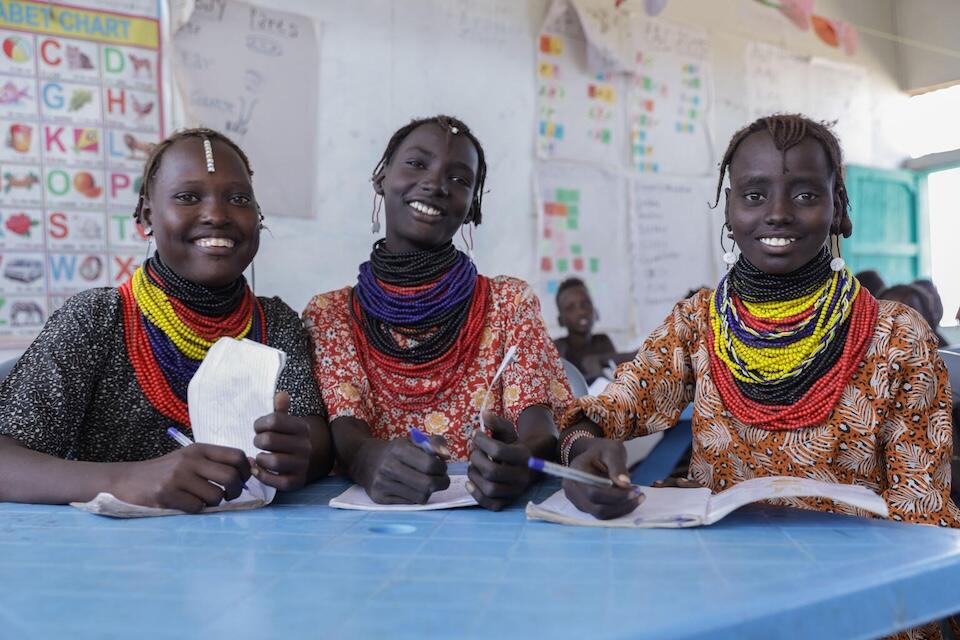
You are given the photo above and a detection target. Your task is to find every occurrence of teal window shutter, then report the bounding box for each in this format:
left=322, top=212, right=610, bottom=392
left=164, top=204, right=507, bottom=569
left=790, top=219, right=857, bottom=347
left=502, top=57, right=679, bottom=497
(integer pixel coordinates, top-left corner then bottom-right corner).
left=844, top=165, right=924, bottom=284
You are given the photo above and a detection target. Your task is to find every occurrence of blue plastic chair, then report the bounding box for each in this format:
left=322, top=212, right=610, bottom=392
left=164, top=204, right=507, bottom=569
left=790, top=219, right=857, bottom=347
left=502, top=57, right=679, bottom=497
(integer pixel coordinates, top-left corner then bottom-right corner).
left=560, top=357, right=589, bottom=398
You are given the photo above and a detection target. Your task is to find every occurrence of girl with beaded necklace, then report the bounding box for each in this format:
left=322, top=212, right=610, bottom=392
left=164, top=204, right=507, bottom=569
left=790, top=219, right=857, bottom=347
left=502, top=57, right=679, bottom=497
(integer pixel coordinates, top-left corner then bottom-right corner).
left=0, top=128, right=332, bottom=511
left=304, top=115, right=572, bottom=510
left=557, top=114, right=960, bottom=534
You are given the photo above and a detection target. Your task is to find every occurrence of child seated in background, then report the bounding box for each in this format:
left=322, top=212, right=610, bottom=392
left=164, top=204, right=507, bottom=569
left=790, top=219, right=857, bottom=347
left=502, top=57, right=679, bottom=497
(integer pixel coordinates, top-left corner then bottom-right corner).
left=553, top=277, right=617, bottom=383
left=854, top=269, right=885, bottom=297
left=914, top=278, right=948, bottom=346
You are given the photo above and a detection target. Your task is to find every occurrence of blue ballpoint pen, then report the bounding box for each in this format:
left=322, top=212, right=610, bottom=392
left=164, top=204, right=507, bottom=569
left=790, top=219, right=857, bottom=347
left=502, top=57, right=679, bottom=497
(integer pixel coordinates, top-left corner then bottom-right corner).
left=166, top=427, right=250, bottom=491
left=528, top=456, right=643, bottom=496
left=409, top=427, right=451, bottom=459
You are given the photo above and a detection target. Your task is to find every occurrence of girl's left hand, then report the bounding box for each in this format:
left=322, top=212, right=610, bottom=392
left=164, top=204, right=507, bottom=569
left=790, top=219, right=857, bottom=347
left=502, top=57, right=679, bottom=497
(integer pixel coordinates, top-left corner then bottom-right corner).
left=466, top=411, right=532, bottom=511
left=252, top=391, right=313, bottom=491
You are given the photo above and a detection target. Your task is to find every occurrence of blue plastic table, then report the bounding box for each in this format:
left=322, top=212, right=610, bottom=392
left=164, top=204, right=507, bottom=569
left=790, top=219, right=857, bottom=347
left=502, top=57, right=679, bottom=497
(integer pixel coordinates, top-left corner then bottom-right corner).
left=2, top=465, right=960, bottom=639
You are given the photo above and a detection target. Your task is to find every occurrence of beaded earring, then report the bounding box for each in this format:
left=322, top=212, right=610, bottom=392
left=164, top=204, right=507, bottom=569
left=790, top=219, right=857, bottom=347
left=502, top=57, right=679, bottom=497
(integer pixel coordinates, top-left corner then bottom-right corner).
left=830, top=233, right=845, bottom=272
left=721, top=223, right=737, bottom=268
left=371, top=193, right=382, bottom=234
left=143, top=230, right=153, bottom=262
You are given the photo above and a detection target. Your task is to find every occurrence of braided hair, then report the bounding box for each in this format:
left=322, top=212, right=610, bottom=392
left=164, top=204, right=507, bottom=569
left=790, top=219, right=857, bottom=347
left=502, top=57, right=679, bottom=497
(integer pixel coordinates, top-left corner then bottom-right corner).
left=372, top=115, right=487, bottom=225
left=714, top=114, right=852, bottom=237
left=132, top=127, right=255, bottom=226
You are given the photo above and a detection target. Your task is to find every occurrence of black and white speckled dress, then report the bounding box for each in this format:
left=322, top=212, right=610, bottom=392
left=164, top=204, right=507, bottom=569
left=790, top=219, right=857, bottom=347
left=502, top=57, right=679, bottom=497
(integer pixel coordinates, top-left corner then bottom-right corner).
left=0, top=288, right=325, bottom=462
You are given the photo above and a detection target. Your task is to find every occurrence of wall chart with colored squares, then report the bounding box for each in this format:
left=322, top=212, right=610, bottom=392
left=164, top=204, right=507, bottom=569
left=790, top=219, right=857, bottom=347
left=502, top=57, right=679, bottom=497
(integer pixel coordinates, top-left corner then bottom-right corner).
left=536, top=0, right=626, bottom=167
left=536, top=161, right=632, bottom=330
left=0, top=0, right=161, bottom=349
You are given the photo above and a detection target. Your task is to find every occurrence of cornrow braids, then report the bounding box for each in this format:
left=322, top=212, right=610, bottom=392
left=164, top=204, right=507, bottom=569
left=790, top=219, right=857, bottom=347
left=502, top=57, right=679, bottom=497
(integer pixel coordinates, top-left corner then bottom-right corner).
left=132, top=127, right=255, bottom=225
left=372, top=115, right=488, bottom=225
left=713, top=114, right=852, bottom=237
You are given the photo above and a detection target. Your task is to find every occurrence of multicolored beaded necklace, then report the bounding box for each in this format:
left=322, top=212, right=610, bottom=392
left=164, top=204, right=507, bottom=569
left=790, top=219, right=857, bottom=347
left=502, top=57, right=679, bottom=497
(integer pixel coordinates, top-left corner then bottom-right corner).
left=349, top=240, right=489, bottom=409
left=707, top=248, right=878, bottom=431
left=119, top=255, right=266, bottom=427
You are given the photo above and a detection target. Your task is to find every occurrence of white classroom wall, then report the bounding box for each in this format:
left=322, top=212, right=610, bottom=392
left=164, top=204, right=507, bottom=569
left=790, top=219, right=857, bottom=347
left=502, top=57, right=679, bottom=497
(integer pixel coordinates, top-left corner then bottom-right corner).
left=212, top=0, right=909, bottom=351
left=0, top=0, right=927, bottom=363
left=894, top=0, right=960, bottom=93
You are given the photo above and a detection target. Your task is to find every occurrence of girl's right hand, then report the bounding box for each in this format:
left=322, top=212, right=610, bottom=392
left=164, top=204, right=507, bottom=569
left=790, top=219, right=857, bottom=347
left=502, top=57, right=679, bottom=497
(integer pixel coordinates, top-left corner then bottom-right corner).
left=356, top=437, right=450, bottom=505
left=111, top=444, right=251, bottom=513
left=563, top=438, right=640, bottom=520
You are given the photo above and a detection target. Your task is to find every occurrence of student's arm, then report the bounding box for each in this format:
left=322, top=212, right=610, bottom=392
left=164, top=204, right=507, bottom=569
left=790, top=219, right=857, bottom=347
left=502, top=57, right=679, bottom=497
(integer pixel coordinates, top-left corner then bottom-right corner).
left=468, top=281, right=569, bottom=510
left=594, top=333, right=617, bottom=355
left=556, top=293, right=704, bottom=519
left=561, top=294, right=701, bottom=443
left=331, top=415, right=450, bottom=504
left=0, top=435, right=250, bottom=511
left=880, top=310, right=960, bottom=527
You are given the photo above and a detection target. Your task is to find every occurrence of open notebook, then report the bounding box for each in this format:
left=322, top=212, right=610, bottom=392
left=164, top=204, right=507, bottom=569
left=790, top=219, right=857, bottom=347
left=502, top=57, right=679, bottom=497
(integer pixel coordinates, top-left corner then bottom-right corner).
left=72, top=338, right=285, bottom=518
left=526, top=476, right=889, bottom=528
left=328, top=475, right=478, bottom=511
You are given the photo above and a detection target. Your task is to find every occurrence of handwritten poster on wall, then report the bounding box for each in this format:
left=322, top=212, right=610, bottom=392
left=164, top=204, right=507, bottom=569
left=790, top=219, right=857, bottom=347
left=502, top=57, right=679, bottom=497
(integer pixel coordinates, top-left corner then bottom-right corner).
left=536, top=160, right=631, bottom=330
left=0, top=0, right=161, bottom=349
left=539, top=0, right=714, bottom=177
left=746, top=42, right=871, bottom=163
left=537, top=0, right=626, bottom=167
left=630, top=175, right=717, bottom=337
left=625, top=18, right=712, bottom=176
left=172, top=1, right=319, bottom=219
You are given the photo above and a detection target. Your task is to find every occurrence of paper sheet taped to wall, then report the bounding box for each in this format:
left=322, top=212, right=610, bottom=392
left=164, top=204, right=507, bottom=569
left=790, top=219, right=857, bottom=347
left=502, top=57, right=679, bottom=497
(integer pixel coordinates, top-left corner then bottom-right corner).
left=172, top=1, right=320, bottom=218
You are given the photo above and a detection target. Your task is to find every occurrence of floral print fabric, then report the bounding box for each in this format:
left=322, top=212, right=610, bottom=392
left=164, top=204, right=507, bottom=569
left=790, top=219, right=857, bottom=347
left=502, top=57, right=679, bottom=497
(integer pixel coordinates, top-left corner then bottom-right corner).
left=304, top=276, right=572, bottom=461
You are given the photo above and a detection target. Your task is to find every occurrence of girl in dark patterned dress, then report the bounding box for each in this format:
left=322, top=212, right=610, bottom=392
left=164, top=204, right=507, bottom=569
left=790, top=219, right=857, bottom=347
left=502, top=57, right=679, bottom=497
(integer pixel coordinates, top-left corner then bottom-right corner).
left=0, top=128, right=331, bottom=512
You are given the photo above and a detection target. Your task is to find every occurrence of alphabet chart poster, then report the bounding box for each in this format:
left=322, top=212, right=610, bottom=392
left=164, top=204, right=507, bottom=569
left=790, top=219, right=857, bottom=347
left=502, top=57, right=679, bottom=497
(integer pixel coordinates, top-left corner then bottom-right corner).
left=0, top=0, right=162, bottom=348
left=537, top=0, right=626, bottom=167
left=536, top=160, right=631, bottom=330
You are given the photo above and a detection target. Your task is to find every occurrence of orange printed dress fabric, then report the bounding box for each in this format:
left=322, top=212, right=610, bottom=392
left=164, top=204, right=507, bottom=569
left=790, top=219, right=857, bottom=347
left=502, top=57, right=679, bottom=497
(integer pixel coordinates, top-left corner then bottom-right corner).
left=563, top=289, right=960, bottom=528
left=304, top=276, right=573, bottom=461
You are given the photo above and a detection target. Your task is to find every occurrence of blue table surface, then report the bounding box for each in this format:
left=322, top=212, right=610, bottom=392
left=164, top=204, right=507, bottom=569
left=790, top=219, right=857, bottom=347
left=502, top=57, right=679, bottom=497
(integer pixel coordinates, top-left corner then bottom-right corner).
left=2, top=464, right=960, bottom=640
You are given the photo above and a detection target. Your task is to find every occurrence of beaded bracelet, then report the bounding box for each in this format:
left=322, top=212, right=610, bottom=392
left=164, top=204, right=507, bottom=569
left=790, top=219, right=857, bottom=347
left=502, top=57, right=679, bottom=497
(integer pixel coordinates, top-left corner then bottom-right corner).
left=560, top=429, right=595, bottom=466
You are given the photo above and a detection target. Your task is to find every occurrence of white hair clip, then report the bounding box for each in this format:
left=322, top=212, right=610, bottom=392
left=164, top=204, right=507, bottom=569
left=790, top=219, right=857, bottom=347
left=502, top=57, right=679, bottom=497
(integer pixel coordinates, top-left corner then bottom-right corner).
left=450, top=126, right=459, bottom=134
left=203, top=137, right=215, bottom=173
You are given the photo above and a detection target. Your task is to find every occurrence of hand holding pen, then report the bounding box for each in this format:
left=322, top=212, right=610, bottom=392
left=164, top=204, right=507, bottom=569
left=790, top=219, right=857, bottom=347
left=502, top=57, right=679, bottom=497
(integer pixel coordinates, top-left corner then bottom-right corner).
left=465, top=411, right=536, bottom=511
left=106, top=427, right=251, bottom=513
left=528, top=457, right=644, bottom=495
left=560, top=437, right=643, bottom=520
left=356, top=428, right=450, bottom=505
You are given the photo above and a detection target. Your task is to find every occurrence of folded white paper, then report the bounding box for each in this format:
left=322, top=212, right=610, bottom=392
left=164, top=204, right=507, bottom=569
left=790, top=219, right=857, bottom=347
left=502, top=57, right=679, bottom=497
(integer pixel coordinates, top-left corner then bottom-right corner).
left=328, top=475, right=478, bottom=511
left=71, top=338, right=286, bottom=518
left=72, top=492, right=268, bottom=518
left=526, top=476, right=889, bottom=528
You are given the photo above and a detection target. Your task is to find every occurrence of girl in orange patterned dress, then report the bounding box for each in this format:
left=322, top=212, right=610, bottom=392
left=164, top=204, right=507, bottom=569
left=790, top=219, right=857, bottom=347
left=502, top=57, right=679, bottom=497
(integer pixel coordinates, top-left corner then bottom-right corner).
left=303, top=115, right=571, bottom=510
left=558, top=114, right=960, bottom=534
